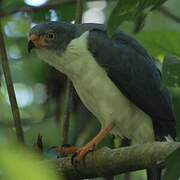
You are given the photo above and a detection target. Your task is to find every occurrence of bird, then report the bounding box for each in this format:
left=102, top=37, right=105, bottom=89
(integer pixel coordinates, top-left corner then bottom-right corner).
left=28, top=21, right=176, bottom=180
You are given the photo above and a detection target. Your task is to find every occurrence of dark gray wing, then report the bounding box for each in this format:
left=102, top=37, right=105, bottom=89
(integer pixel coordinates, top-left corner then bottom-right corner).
left=87, top=28, right=176, bottom=139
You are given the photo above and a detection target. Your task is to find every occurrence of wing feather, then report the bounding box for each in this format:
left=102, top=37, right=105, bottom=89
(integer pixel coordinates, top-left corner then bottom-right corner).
left=87, top=28, right=176, bottom=139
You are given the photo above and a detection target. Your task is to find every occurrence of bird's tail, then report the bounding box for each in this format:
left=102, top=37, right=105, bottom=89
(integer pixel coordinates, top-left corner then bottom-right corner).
left=165, top=135, right=175, bottom=142
left=147, top=167, right=161, bottom=180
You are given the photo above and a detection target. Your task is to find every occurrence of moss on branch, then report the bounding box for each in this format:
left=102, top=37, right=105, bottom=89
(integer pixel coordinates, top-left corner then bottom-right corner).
left=53, top=142, right=180, bottom=179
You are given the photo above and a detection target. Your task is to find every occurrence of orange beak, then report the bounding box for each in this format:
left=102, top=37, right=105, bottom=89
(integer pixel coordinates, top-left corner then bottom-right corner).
left=30, top=34, right=40, bottom=44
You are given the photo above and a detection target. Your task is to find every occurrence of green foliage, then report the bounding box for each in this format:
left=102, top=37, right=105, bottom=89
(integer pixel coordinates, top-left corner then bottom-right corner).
left=28, top=4, right=75, bottom=22
left=56, top=3, right=76, bottom=22
left=0, top=0, right=180, bottom=179
left=162, top=55, right=180, bottom=88
left=106, top=0, right=167, bottom=35
left=162, top=55, right=180, bottom=140
left=0, top=0, right=25, bottom=13
left=0, top=142, right=61, bottom=180
left=164, top=148, right=180, bottom=180
left=133, top=12, right=147, bottom=33
left=136, top=32, right=180, bottom=57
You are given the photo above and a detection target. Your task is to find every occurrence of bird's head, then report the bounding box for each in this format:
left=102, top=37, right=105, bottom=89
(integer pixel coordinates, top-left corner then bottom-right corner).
left=28, top=22, right=76, bottom=54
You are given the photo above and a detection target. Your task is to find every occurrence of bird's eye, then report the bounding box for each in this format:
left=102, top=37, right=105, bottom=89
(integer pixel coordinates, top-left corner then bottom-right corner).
left=46, top=32, right=56, bottom=40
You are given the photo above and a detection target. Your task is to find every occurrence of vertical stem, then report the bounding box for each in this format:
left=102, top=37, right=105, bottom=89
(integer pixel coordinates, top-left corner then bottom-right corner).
left=62, top=0, right=84, bottom=145
left=55, top=94, right=62, bottom=124
left=0, top=20, right=24, bottom=143
left=35, top=134, right=43, bottom=153
left=75, top=0, right=84, bottom=24
left=62, top=80, right=73, bottom=144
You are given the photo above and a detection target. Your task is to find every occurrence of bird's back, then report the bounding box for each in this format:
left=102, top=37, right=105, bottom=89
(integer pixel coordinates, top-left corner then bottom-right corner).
left=86, top=27, right=176, bottom=140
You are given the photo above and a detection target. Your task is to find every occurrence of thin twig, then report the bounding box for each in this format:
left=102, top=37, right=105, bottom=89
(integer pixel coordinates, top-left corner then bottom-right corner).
left=62, top=80, right=73, bottom=145
left=62, top=0, right=84, bottom=145
left=55, top=94, right=62, bottom=124
left=0, top=0, right=76, bottom=18
left=75, top=0, right=84, bottom=24
left=158, top=6, right=180, bottom=24
left=0, top=21, right=24, bottom=143
left=34, top=134, right=43, bottom=153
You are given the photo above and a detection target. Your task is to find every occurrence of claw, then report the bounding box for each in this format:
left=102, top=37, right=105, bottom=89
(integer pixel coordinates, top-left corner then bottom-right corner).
left=54, top=144, right=96, bottom=165
left=71, top=144, right=95, bottom=165
left=72, top=123, right=113, bottom=163
left=71, top=152, right=78, bottom=165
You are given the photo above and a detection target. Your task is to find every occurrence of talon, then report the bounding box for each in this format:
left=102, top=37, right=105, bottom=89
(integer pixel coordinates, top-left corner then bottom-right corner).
left=71, top=151, right=82, bottom=165
left=72, top=144, right=95, bottom=163
left=71, top=153, right=77, bottom=165
left=92, top=144, right=96, bottom=151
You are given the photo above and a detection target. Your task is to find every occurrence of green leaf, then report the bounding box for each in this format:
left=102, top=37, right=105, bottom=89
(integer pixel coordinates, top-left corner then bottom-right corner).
left=163, top=42, right=180, bottom=175
left=164, top=148, right=180, bottom=180
left=133, top=12, right=147, bottom=33
left=107, top=0, right=167, bottom=35
left=0, top=0, right=25, bottom=12
left=162, top=55, right=180, bottom=87
left=171, top=88, right=180, bottom=140
left=0, top=143, right=61, bottom=180
left=135, top=31, right=180, bottom=57
left=29, top=3, right=76, bottom=22
left=30, top=10, right=49, bottom=22
left=56, top=3, right=76, bottom=22
left=162, top=55, right=180, bottom=140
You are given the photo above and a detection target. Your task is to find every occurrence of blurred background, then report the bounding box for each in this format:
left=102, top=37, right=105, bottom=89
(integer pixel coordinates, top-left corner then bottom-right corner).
left=0, top=0, right=180, bottom=179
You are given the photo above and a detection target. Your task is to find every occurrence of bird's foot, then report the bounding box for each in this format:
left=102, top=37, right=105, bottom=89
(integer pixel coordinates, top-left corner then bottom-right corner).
left=54, top=143, right=95, bottom=163
left=55, top=124, right=113, bottom=163
left=72, top=143, right=95, bottom=163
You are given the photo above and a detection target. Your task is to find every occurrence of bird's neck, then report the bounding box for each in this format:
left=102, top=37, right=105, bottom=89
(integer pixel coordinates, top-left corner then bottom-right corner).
left=36, top=31, right=90, bottom=80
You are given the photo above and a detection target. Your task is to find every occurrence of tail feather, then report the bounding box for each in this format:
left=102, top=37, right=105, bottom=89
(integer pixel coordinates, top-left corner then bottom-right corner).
left=165, top=135, right=175, bottom=142
left=147, top=167, right=161, bottom=180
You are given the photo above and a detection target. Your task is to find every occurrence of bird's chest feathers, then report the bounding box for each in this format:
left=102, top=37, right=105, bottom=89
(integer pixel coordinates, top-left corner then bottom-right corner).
left=36, top=32, right=154, bottom=143
left=57, top=33, right=129, bottom=123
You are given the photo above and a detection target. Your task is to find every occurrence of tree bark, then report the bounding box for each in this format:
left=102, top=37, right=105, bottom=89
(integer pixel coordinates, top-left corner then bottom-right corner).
left=0, top=20, right=24, bottom=143
left=53, top=142, right=180, bottom=179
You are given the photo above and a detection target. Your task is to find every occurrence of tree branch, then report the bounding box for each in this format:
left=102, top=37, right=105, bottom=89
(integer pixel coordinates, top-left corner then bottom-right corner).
left=74, top=0, right=84, bottom=24
left=62, top=80, right=73, bottom=145
left=54, top=142, right=180, bottom=179
left=158, top=6, right=180, bottom=24
left=0, top=20, right=24, bottom=143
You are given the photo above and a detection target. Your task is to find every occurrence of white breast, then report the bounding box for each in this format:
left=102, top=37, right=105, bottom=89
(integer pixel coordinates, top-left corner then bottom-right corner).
left=36, top=31, right=155, bottom=143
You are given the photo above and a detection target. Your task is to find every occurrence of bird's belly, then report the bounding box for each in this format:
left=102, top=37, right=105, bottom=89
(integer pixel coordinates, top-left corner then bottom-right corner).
left=72, top=68, right=155, bottom=143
